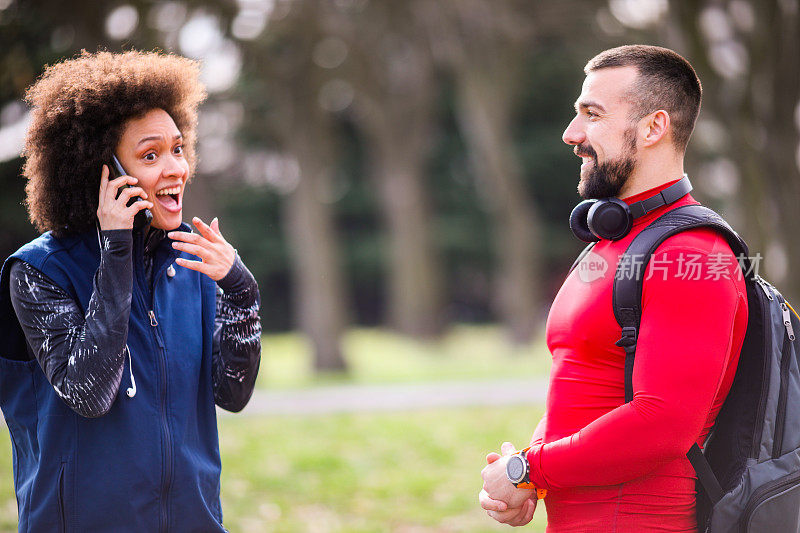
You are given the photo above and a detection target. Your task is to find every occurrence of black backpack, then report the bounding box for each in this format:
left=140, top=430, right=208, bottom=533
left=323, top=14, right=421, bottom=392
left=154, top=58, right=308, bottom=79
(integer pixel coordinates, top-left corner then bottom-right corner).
left=573, top=203, right=800, bottom=532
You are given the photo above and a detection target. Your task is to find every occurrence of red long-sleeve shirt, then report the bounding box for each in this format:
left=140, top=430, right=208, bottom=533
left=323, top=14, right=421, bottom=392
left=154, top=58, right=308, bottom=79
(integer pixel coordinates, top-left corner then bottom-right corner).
left=528, top=180, right=749, bottom=532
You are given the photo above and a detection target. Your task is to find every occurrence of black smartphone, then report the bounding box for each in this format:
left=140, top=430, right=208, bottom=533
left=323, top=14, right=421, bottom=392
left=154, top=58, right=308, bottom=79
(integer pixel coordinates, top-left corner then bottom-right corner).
left=109, top=154, right=152, bottom=230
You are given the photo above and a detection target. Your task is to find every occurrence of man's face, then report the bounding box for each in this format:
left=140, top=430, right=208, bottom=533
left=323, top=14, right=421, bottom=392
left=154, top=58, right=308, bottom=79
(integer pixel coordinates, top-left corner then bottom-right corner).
left=562, top=66, right=640, bottom=199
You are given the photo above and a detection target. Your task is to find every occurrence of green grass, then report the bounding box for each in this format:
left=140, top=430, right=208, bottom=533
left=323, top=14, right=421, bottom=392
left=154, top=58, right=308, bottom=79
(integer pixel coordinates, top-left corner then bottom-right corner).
left=0, top=407, right=548, bottom=532
left=259, top=325, right=551, bottom=389
left=0, top=326, right=552, bottom=532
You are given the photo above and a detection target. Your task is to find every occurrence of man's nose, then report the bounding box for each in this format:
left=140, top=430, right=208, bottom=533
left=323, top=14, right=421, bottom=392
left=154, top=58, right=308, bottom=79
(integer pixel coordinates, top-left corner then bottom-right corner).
left=562, top=116, right=585, bottom=146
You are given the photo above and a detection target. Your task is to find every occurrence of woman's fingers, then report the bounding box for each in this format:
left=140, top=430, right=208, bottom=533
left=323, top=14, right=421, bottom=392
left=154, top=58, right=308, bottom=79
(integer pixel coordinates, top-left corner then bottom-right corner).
left=171, top=241, right=210, bottom=261
left=99, top=165, right=109, bottom=198
left=125, top=199, right=153, bottom=216
left=169, top=217, right=234, bottom=281
left=191, top=216, right=222, bottom=243
left=107, top=174, right=136, bottom=195
left=97, top=168, right=148, bottom=230
left=174, top=257, right=213, bottom=277
left=115, top=186, right=148, bottom=204
left=168, top=230, right=200, bottom=244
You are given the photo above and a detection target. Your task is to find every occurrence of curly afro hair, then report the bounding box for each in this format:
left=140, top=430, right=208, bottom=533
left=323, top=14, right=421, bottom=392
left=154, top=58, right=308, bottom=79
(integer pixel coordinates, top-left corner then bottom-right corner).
left=23, top=50, right=207, bottom=236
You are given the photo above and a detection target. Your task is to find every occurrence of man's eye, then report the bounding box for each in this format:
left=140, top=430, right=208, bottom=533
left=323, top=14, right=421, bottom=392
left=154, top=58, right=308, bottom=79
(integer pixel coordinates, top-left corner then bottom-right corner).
left=174, top=145, right=183, bottom=155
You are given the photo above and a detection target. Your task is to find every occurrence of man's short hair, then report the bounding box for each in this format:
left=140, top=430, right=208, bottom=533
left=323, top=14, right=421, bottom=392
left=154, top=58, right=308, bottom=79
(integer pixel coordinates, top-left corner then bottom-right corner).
left=585, top=45, right=702, bottom=152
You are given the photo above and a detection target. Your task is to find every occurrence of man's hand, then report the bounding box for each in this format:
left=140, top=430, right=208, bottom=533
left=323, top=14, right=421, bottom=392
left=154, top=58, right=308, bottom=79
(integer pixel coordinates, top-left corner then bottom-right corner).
left=480, top=442, right=536, bottom=526
left=479, top=491, right=536, bottom=526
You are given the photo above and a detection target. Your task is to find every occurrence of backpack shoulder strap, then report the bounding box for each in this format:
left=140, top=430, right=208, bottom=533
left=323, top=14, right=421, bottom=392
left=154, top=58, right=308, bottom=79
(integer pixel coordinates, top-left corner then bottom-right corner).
left=613, top=204, right=750, bottom=401
left=568, top=242, right=597, bottom=275
left=612, top=203, right=750, bottom=506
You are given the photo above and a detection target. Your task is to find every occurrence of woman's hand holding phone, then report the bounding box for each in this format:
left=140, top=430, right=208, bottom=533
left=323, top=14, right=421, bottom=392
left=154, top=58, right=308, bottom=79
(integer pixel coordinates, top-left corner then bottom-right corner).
left=97, top=164, right=154, bottom=230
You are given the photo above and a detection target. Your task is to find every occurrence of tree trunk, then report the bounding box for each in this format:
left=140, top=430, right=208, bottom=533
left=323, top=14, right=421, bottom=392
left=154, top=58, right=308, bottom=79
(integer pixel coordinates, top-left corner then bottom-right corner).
left=456, top=72, right=542, bottom=344
left=369, top=149, right=445, bottom=337
left=340, top=0, right=447, bottom=337
left=759, top=0, right=800, bottom=300
left=283, top=125, right=349, bottom=371
left=357, top=95, right=445, bottom=337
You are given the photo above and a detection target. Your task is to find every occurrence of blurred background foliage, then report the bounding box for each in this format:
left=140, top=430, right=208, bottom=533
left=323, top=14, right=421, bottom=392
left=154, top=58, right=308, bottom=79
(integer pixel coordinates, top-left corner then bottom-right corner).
left=0, top=0, right=798, bottom=371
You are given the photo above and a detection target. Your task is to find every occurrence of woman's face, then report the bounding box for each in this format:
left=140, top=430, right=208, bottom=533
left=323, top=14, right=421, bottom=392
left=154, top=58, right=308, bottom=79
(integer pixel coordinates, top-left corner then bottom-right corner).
left=115, top=108, right=190, bottom=231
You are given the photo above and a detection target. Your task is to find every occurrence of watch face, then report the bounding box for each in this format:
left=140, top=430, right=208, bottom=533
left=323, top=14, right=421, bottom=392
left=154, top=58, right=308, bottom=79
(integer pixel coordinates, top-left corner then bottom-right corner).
left=506, top=455, right=526, bottom=483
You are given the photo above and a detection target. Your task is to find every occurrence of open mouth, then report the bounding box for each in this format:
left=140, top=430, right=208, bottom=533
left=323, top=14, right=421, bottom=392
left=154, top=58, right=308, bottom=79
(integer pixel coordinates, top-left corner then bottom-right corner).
left=155, top=185, right=182, bottom=212
left=581, top=156, right=594, bottom=168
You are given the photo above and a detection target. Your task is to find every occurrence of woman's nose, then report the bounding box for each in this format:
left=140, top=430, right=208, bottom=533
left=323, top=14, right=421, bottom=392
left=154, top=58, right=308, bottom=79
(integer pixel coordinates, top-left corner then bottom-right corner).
left=163, top=155, right=187, bottom=178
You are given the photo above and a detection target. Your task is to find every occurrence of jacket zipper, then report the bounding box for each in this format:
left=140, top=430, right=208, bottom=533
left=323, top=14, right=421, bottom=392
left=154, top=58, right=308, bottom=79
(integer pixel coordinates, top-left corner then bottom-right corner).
left=740, top=469, right=800, bottom=532
left=134, top=233, right=175, bottom=533
left=57, top=462, right=66, bottom=533
left=150, top=305, right=172, bottom=533
left=751, top=278, right=774, bottom=456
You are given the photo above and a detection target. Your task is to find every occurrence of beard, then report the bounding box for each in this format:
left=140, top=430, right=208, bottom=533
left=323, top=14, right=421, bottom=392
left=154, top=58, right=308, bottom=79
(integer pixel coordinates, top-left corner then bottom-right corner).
left=577, top=127, right=638, bottom=199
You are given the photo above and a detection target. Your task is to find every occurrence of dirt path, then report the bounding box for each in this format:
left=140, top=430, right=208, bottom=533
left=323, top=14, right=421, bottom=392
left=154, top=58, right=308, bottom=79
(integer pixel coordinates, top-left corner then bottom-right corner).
left=228, top=378, right=549, bottom=416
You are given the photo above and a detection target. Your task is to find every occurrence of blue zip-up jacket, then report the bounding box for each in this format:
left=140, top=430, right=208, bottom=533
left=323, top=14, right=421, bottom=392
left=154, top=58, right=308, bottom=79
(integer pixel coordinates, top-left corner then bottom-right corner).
left=0, top=225, right=225, bottom=532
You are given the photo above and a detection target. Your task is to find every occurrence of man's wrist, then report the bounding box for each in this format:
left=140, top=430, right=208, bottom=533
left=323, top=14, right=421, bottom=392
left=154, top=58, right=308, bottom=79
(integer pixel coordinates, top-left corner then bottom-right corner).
left=507, top=447, right=547, bottom=499
left=506, top=447, right=532, bottom=487
left=525, top=445, right=548, bottom=499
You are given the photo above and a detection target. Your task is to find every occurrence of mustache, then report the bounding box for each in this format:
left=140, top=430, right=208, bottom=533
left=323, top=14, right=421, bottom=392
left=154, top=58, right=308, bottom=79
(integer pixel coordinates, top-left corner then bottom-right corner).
left=574, top=144, right=597, bottom=159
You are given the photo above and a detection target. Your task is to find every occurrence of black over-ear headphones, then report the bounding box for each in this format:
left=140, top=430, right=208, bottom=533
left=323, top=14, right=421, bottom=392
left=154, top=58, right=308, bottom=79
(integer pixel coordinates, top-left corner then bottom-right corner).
left=569, top=175, right=693, bottom=242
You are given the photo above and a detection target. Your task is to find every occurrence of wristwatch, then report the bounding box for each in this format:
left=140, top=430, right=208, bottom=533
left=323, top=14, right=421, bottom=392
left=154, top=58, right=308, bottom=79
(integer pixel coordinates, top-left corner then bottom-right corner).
left=506, top=447, right=547, bottom=499
left=506, top=447, right=535, bottom=489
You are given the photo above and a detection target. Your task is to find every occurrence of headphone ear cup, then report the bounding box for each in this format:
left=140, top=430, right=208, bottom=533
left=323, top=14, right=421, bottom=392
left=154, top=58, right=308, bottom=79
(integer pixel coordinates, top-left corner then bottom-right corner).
left=587, top=198, right=632, bottom=241
left=569, top=200, right=600, bottom=242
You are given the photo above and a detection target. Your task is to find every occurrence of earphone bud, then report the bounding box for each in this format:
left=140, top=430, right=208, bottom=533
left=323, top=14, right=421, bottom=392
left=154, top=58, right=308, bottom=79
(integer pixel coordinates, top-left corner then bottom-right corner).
left=125, top=348, right=137, bottom=398
left=569, top=176, right=693, bottom=242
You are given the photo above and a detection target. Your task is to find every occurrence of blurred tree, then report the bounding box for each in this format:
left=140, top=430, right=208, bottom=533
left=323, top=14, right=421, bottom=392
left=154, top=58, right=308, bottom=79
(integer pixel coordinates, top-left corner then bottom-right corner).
left=422, top=0, right=551, bottom=343
left=237, top=0, right=351, bottom=371
left=335, top=1, right=447, bottom=338
left=666, top=0, right=800, bottom=301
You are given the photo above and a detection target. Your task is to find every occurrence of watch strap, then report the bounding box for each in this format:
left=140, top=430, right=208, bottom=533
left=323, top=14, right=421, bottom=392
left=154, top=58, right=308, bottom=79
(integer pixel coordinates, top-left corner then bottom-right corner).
left=513, top=447, right=548, bottom=499
left=510, top=447, right=532, bottom=487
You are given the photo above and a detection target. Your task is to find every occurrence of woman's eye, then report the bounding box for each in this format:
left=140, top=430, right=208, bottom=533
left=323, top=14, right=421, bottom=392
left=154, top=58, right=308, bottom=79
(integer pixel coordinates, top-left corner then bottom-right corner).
left=174, top=145, right=183, bottom=155
left=143, top=152, right=156, bottom=162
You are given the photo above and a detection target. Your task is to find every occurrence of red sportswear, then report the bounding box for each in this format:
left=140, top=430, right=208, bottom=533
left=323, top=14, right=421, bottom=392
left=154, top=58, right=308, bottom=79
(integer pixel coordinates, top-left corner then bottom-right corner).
left=527, top=179, right=749, bottom=532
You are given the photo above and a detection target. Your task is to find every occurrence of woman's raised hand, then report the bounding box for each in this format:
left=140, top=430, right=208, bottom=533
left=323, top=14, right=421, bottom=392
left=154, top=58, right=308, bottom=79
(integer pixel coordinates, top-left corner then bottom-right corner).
left=168, top=217, right=236, bottom=281
left=96, top=165, right=153, bottom=230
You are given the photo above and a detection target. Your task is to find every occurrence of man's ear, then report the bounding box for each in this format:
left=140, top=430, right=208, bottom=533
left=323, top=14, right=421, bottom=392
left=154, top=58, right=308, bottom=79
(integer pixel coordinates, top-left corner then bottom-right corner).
left=640, top=110, right=670, bottom=147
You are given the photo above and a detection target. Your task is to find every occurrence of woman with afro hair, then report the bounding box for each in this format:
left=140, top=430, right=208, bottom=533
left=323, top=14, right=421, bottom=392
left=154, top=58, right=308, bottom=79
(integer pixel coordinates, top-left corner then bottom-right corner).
left=0, top=50, right=261, bottom=531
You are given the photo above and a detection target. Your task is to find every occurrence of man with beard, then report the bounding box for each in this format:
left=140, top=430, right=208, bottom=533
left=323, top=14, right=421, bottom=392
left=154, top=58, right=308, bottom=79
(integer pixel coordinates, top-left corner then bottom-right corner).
left=477, top=45, right=749, bottom=531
